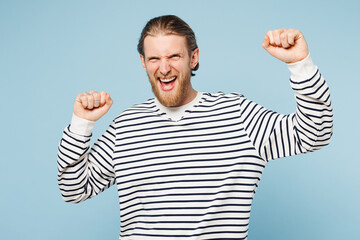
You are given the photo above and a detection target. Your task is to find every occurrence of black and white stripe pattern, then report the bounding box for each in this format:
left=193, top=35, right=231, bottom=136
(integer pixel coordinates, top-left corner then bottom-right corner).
left=58, top=70, right=332, bottom=240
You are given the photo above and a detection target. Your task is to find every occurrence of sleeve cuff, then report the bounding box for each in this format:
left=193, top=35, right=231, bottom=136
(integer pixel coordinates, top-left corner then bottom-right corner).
left=69, top=114, right=95, bottom=136
left=286, top=54, right=318, bottom=82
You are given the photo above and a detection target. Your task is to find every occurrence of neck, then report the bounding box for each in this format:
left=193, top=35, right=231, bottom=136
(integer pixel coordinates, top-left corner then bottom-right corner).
left=178, top=86, right=197, bottom=106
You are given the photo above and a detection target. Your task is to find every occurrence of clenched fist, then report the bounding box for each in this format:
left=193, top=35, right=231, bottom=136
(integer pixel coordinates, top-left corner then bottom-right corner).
left=262, top=28, right=309, bottom=64
left=74, top=90, right=113, bottom=121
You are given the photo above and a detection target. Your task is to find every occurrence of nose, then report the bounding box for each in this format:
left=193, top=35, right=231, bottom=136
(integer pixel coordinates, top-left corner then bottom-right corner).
left=159, top=59, right=171, bottom=76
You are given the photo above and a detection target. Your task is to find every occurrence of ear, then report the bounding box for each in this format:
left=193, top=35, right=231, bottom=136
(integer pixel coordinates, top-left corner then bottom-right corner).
left=140, top=54, right=146, bottom=70
left=190, top=48, right=199, bottom=69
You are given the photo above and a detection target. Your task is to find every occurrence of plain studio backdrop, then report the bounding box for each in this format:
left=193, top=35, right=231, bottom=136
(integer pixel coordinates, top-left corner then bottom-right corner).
left=1, top=0, right=359, bottom=239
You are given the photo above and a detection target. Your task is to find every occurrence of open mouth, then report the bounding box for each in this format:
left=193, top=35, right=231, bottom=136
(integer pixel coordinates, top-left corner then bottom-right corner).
left=158, top=76, right=177, bottom=91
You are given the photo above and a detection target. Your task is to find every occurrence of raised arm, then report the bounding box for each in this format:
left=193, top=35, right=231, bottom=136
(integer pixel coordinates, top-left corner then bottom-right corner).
left=57, top=91, right=116, bottom=203
left=240, top=29, right=333, bottom=161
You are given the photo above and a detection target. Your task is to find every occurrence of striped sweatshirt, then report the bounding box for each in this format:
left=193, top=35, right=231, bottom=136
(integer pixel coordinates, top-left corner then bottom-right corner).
left=57, top=55, right=333, bottom=240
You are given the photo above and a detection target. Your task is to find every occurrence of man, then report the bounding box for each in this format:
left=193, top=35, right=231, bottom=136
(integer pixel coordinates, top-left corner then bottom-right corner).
left=58, top=15, right=333, bottom=239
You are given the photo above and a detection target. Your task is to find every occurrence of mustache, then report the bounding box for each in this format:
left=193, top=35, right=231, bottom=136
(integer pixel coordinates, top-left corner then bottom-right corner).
left=156, top=73, right=177, bottom=78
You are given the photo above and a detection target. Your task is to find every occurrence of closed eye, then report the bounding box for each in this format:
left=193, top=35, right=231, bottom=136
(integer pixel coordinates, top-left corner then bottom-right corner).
left=148, top=57, right=159, bottom=62
left=170, top=54, right=180, bottom=59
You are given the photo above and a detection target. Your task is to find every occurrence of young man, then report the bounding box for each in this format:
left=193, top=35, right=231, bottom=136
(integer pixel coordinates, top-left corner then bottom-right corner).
left=58, top=15, right=333, bottom=239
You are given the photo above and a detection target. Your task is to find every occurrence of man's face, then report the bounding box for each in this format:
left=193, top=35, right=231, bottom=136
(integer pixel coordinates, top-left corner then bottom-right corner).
left=140, top=34, right=199, bottom=107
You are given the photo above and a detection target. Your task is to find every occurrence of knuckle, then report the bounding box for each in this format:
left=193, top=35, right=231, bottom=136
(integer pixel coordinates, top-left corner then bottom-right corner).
left=93, top=92, right=100, bottom=99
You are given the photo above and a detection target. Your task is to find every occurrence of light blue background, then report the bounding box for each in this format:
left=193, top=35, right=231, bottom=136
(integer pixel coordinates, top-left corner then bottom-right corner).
left=1, top=0, right=359, bottom=239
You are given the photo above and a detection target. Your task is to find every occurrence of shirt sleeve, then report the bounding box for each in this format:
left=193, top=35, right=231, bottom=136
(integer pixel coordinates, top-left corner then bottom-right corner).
left=69, top=114, right=96, bottom=136
left=239, top=55, right=333, bottom=161
left=57, top=117, right=117, bottom=203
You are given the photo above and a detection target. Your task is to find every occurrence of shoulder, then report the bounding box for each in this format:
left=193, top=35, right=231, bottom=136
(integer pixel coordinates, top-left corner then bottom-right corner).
left=201, top=92, right=244, bottom=104
left=112, top=98, right=158, bottom=124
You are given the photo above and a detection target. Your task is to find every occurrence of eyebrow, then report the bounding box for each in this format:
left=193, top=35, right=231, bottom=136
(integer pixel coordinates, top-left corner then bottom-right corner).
left=146, top=52, right=183, bottom=60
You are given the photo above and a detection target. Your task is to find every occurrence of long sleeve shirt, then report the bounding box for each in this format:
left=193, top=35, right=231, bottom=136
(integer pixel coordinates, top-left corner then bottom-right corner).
left=57, top=55, right=333, bottom=240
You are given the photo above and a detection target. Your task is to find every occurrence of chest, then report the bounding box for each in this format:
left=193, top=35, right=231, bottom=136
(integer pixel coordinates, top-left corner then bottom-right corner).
left=112, top=111, right=265, bottom=199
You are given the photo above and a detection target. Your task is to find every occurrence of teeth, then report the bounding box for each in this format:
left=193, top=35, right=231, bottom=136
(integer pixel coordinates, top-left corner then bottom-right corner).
left=159, top=76, right=176, bottom=83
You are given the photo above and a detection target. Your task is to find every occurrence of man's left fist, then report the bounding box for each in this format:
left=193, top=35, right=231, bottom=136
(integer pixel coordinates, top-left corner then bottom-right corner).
left=262, top=28, right=309, bottom=64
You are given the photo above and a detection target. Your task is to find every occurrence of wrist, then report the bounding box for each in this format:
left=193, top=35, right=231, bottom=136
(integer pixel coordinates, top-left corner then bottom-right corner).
left=287, top=54, right=317, bottom=81
left=69, top=113, right=95, bottom=136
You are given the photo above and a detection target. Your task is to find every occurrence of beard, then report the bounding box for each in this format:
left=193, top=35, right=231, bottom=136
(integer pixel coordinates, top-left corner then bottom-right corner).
left=148, top=69, right=192, bottom=107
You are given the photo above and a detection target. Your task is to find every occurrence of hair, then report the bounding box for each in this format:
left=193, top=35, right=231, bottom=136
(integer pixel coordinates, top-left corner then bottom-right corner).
left=137, top=15, right=199, bottom=76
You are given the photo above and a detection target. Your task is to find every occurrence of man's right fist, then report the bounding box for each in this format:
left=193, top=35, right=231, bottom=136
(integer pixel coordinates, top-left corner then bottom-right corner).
left=74, top=90, right=113, bottom=121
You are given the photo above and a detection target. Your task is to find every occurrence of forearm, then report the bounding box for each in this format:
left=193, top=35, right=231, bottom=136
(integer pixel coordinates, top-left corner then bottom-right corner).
left=57, top=115, right=116, bottom=203
left=288, top=55, right=333, bottom=150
